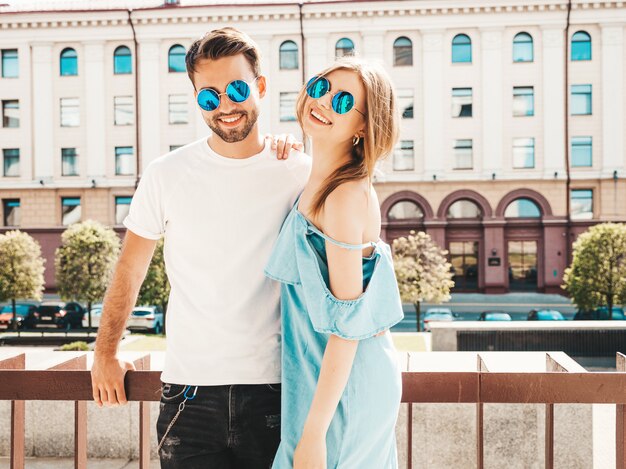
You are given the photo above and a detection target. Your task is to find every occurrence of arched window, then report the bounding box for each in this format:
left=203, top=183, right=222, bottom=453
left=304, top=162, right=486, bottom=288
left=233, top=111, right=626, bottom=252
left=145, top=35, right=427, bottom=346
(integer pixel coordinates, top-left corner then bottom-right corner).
left=114, top=46, right=132, bottom=74
left=60, top=48, right=78, bottom=76
left=393, top=37, right=413, bottom=66
left=335, top=38, right=355, bottom=58
left=513, top=32, right=533, bottom=62
left=279, top=41, right=298, bottom=70
left=168, top=44, right=186, bottom=73
left=388, top=201, right=424, bottom=221
left=452, top=34, right=471, bottom=63
left=447, top=200, right=482, bottom=219
left=571, top=31, right=591, bottom=61
left=504, top=198, right=541, bottom=218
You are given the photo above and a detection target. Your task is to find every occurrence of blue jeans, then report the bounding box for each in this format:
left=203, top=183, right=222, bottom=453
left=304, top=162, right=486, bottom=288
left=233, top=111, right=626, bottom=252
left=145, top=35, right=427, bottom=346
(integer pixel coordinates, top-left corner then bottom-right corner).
left=156, top=382, right=281, bottom=468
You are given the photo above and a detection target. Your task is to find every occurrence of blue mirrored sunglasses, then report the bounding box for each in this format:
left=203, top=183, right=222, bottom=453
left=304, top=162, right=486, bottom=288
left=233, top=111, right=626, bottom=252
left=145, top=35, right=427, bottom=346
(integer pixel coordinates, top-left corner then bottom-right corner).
left=196, top=77, right=259, bottom=112
left=305, top=76, right=366, bottom=117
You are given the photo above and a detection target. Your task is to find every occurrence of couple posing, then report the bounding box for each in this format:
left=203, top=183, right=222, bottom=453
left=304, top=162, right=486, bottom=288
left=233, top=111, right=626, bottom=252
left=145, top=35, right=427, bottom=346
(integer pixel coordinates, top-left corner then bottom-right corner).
left=91, top=27, right=404, bottom=469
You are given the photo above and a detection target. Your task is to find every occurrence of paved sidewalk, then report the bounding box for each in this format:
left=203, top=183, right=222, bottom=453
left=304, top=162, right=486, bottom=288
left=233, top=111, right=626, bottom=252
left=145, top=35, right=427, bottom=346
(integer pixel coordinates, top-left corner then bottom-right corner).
left=0, top=458, right=160, bottom=469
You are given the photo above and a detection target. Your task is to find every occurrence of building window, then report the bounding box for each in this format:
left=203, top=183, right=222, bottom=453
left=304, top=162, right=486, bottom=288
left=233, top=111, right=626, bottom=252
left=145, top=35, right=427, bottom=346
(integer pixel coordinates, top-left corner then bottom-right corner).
left=115, top=196, right=132, bottom=225
left=279, top=92, right=298, bottom=122
left=114, top=96, right=133, bottom=126
left=170, top=145, right=183, bottom=151
left=335, top=38, right=355, bottom=58
left=397, top=89, right=414, bottom=119
left=1, top=49, right=18, bottom=78
left=2, top=100, right=19, bottom=128
left=393, top=140, right=414, bottom=171
left=452, top=34, right=472, bottom=63
left=571, top=31, right=591, bottom=61
left=505, top=198, right=541, bottom=218
left=447, top=200, right=482, bottom=219
left=61, top=197, right=81, bottom=226
left=452, top=88, right=472, bottom=117
left=513, top=32, right=533, bottom=62
left=115, top=147, right=134, bottom=175
left=393, top=37, right=413, bottom=66
left=571, top=84, right=592, bottom=115
left=168, top=94, right=188, bottom=124
left=114, top=46, right=132, bottom=74
left=571, top=189, right=593, bottom=220
left=513, top=138, right=535, bottom=168
left=61, top=148, right=79, bottom=176
left=279, top=41, right=299, bottom=70
left=513, top=87, right=534, bottom=117
left=2, top=199, right=20, bottom=226
left=60, top=98, right=80, bottom=127
left=3, top=149, right=19, bottom=177
left=571, top=137, right=592, bottom=167
left=388, top=201, right=423, bottom=220
left=453, top=139, right=473, bottom=169
left=168, top=44, right=186, bottom=73
left=60, top=48, right=78, bottom=76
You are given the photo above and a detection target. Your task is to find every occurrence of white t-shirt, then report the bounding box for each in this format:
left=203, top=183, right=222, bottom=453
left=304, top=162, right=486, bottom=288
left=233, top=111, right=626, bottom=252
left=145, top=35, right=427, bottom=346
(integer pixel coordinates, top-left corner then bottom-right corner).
left=123, top=136, right=311, bottom=385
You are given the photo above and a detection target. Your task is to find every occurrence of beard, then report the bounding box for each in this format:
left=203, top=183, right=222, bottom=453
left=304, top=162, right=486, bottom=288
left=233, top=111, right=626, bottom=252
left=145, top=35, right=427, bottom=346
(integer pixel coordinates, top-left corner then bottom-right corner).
left=205, top=108, right=259, bottom=143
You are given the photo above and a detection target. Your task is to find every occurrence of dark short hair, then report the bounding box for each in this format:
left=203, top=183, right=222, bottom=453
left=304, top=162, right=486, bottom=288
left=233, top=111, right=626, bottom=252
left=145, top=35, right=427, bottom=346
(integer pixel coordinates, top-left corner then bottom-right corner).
left=185, top=27, right=261, bottom=85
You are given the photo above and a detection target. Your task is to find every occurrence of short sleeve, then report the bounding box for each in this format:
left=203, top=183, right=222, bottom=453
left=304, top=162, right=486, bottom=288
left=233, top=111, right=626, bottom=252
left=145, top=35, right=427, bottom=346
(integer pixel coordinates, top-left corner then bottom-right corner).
left=295, top=237, right=404, bottom=340
left=123, top=161, right=165, bottom=240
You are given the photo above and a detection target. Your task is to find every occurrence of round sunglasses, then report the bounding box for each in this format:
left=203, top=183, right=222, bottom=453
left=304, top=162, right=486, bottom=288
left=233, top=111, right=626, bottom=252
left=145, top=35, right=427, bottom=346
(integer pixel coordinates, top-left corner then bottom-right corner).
left=305, top=76, right=366, bottom=117
left=196, top=77, right=259, bottom=112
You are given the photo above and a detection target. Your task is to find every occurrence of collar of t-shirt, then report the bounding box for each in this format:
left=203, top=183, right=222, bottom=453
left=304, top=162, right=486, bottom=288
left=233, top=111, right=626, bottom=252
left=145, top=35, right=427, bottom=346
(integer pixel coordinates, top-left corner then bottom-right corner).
left=202, top=138, right=270, bottom=166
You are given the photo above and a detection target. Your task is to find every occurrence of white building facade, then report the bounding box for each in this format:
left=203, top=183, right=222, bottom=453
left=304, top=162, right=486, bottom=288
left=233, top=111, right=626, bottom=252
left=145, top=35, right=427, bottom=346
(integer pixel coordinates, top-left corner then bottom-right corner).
left=0, top=0, right=625, bottom=292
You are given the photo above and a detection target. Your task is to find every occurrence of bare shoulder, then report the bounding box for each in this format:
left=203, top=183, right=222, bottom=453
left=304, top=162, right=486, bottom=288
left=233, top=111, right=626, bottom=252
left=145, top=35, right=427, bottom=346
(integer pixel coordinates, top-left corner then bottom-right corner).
left=321, top=181, right=370, bottom=241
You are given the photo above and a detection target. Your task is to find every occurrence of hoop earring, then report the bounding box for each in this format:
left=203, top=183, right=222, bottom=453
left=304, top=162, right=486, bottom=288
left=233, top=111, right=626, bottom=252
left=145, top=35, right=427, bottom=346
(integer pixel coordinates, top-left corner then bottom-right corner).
left=352, top=136, right=361, bottom=146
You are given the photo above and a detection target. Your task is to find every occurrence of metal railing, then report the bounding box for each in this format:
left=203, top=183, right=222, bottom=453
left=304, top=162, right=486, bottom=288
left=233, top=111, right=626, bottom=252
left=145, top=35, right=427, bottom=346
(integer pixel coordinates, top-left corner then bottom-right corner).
left=1, top=351, right=626, bottom=468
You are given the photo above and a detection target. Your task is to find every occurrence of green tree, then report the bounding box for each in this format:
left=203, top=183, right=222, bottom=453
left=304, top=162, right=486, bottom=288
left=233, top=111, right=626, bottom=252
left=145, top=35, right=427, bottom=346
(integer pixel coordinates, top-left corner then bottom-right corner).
left=563, top=223, right=626, bottom=319
left=55, top=220, right=120, bottom=330
left=392, top=231, right=455, bottom=332
left=0, top=231, right=46, bottom=330
left=137, top=238, right=170, bottom=334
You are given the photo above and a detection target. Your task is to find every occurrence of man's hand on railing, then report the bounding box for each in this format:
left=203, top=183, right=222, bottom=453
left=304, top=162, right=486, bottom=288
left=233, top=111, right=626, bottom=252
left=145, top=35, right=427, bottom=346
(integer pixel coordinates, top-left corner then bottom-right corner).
left=91, top=355, right=136, bottom=407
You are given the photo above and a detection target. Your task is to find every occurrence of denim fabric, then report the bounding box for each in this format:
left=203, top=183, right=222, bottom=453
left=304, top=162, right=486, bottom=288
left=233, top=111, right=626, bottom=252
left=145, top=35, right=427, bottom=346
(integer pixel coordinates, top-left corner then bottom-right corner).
left=264, top=199, right=404, bottom=468
left=156, top=382, right=281, bottom=469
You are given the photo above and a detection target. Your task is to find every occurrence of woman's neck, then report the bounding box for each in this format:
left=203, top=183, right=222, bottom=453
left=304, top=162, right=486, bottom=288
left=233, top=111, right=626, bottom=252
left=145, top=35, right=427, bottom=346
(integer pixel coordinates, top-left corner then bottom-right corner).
left=308, top=138, right=353, bottom=185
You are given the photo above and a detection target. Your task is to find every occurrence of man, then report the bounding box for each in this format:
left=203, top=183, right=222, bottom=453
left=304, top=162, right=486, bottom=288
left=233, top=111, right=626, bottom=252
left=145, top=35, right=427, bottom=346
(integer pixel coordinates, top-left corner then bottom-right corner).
left=91, top=27, right=311, bottom=468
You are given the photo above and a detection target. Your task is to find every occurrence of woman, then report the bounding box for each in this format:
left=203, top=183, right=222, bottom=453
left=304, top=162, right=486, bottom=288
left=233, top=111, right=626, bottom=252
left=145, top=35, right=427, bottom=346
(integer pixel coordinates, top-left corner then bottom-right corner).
left=264, top=57, right=404, bottom=469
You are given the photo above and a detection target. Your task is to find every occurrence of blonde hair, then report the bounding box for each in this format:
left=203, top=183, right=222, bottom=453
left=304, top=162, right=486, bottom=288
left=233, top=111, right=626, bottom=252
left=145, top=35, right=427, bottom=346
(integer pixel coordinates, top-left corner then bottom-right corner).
left=295, top=57, right=399, bottom=217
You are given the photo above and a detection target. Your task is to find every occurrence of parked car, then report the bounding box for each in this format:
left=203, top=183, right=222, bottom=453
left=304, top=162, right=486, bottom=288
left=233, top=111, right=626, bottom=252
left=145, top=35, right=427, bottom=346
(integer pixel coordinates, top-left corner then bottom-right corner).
left=81, top=306, right=103, bottom=329
left=127, top=306, right=164, bottom=334
left=35, top=301, right=86, bottom=329
left=527, top=309, right=565, bottom=321
left=423, top=308, right=454, bottom=332
left=479, top=311, right=512, bottom=321
left=0, top=302, right=39, bottom=329
left=574, top=306, right=626, bottom=320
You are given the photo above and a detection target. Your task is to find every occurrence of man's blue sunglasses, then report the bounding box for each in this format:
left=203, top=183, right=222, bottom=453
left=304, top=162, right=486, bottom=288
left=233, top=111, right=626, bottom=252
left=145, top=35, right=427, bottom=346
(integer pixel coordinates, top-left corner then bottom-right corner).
left=306, top=76, right=366, bottom=117
left=196, top=77, right=259, bottom=112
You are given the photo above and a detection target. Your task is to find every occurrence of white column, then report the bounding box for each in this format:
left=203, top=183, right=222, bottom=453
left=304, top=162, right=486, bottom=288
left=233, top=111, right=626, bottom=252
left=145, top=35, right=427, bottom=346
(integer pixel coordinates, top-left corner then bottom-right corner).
left=30, top=43, right=54, bottom=182
left=601, top=24, right=624, bottom=176
left=362, top=32, right=385, bottom=61
left=541, top=27, right=566, bottom=178
left=84, top=42, right=106, bottom=180
left=304, top=35, right=328, bottom=79
left=422, top=31, right=444, bottom=176
left=138, top=40, right=161, bottom=171
left=480, top=29, right=503, bottom=177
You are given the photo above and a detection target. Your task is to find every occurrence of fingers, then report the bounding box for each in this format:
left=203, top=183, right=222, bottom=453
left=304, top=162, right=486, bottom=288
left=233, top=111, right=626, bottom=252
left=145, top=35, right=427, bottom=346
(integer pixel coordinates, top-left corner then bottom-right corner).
left=92, top=384, right=103, bottom=408
left=114, top=383, right=128, bottom=405
left=276, top=134, right=286, bottom=160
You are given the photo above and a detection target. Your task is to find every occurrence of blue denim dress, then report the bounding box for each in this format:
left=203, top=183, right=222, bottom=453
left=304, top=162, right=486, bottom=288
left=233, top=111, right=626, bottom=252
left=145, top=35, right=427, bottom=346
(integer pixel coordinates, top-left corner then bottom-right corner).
left=264, top=198, right=404, bottom=468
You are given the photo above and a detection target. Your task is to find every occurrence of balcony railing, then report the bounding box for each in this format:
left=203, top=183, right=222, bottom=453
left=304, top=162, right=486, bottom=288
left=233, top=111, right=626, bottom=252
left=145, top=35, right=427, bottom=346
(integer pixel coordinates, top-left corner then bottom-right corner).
left=1, top=350, right=626, bottom=469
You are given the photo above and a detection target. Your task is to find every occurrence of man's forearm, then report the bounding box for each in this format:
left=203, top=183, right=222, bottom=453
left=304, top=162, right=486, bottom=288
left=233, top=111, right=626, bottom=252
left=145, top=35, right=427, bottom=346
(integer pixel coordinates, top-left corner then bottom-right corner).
left=94, top=258, right=145, bottom=358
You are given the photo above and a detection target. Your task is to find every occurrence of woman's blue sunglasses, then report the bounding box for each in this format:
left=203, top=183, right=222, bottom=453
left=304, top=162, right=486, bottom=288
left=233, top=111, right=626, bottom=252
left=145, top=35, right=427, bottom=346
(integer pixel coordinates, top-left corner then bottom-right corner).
left=196, top=77, right=259, bottom=112
left=306, top=76, right=366, bottom=117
